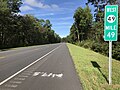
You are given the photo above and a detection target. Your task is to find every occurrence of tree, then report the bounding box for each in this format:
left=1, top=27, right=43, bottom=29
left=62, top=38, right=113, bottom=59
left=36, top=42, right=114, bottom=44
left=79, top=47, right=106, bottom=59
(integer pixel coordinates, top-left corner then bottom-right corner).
left=73, top=6, right=92, bottom=42
left=86, top=0, right=119, bottom=22
left=0, top=0, right=61, bottom=49
left=7, top=0, right=22, bottom=13
left=0, top=0, right=10, bottom=47
left=0, top=0, right=22, bottom=48
left=70, top=23, right=78, bottom=43
left=44, top=20, right=52, bottom=30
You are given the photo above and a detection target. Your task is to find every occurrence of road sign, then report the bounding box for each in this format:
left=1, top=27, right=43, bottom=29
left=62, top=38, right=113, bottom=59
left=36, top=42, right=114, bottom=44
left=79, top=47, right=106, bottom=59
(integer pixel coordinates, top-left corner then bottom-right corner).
left=104, top=5, right=118, bottom=85
left=104, top=5, right=118, bottom=41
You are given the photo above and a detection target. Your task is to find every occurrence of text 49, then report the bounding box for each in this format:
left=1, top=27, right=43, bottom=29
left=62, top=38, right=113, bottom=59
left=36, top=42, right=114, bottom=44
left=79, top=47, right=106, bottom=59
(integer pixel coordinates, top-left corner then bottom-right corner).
left=107, top=32, right=115, bottom=38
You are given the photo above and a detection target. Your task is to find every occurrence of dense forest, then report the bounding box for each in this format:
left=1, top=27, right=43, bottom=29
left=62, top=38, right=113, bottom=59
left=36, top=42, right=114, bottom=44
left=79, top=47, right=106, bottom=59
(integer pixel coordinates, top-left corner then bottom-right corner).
left=62, top=0, right=120, bottom=60
left=0, top=0, right=61, bottom=49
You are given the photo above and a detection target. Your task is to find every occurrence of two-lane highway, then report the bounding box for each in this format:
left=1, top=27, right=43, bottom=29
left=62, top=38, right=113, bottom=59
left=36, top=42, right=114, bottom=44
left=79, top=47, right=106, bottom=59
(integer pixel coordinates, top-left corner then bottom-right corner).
left=0, top=43, right=82, bottom=90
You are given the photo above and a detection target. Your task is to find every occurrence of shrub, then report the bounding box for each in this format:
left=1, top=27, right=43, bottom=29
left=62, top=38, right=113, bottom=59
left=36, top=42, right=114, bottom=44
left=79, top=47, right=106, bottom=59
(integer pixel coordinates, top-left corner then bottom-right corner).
left=101, top=42, right=109, bottom=56
left=74, top=40, right=120, bottom=61
left=112, top=43, right=120, bottom=60
left=91, top=42, right=102, bottom=53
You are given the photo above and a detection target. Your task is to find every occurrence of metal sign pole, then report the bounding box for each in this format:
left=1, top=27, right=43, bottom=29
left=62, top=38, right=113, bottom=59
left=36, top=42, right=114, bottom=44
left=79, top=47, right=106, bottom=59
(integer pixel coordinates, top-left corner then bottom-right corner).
left=109, top=41, right=112, bottom=85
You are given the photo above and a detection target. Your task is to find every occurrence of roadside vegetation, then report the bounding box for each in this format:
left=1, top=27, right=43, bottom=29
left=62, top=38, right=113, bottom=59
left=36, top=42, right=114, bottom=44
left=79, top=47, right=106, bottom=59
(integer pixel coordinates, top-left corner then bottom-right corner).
left=67, top=43, right=120, bottom=90
left=62, top=0, right=120, bottom=61
left=0, top=0, right=61, bottom=49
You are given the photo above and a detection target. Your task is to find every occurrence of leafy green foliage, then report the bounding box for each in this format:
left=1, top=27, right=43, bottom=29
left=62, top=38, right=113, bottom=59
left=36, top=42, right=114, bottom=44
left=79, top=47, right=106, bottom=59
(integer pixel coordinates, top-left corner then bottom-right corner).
left=7, top=0, right=23, bottom=13
left=66, top=0, right=120, bottom=60
left=65, top=6, right=93, bottom=43
left=86, top=0, right=118, bottom=22
left=73, top=6, right=93, bottom=42
left=0, top=0, right=61, bottom=49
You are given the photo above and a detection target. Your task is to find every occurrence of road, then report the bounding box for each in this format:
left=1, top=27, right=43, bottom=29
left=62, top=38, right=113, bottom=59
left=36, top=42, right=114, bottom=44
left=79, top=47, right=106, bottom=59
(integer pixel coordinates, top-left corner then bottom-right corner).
left=0, top=43, right=82, bottom=90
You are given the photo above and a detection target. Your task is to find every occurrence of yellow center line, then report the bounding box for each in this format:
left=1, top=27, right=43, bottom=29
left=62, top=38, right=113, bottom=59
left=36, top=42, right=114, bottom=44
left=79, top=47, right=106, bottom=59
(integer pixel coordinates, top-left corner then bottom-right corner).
left=0, top=57, right=5, bottom=59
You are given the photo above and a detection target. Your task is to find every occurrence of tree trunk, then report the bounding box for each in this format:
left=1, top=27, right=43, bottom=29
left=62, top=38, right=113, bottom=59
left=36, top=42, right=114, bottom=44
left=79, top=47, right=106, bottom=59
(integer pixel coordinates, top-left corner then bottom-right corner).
left=77, top=29, right=80, bottom=43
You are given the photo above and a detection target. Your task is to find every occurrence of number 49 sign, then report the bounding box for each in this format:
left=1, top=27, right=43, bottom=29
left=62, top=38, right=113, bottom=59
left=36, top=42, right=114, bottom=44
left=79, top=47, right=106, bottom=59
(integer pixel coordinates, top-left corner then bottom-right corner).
left=104, top=5, right=118, bottom=41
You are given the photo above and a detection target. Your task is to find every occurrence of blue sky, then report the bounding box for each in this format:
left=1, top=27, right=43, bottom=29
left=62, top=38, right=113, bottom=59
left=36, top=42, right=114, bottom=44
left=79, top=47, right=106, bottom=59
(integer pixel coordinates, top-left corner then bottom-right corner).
left=20, top=0, right=93, bottom=38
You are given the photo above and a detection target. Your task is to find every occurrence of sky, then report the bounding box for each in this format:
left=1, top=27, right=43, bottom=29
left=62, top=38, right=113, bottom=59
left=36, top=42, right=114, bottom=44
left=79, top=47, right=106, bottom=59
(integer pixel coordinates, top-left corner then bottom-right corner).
left=20, top=0, right=92, bottom=38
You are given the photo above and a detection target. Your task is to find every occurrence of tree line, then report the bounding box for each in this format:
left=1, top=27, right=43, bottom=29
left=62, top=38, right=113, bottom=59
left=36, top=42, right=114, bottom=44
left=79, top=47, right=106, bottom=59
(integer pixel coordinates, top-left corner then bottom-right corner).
left=62, top=0, right=120, bottom=60
left=0, top=0, right=61, bottom=49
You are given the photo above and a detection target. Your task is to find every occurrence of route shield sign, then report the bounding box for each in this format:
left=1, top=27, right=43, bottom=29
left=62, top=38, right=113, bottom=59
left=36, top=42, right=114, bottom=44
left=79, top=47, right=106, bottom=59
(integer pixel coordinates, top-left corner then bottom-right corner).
left=104, top=5, right=118, bottom=41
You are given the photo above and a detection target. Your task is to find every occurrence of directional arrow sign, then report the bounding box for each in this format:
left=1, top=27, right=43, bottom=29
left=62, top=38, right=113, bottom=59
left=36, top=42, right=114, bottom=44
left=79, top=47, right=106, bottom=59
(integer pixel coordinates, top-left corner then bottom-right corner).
left=104, top=5, right=118, bottom=41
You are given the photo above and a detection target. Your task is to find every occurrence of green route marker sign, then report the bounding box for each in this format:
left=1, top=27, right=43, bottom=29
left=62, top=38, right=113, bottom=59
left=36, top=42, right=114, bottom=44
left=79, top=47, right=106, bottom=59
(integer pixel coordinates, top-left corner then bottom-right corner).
left=104, top=5, right=118, bottom=41
left=104, top=5, right=118, bottom=85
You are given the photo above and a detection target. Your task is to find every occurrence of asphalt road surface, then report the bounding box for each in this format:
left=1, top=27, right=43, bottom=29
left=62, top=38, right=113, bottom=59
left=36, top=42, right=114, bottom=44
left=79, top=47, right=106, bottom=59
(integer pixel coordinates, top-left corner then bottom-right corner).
left=0, top=43, right=82, bottom=90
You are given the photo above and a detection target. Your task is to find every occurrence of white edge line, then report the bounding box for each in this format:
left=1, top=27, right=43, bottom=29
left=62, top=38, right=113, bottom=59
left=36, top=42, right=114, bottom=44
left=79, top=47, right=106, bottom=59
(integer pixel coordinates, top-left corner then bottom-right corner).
left=0, top=45, right=61, bottom=86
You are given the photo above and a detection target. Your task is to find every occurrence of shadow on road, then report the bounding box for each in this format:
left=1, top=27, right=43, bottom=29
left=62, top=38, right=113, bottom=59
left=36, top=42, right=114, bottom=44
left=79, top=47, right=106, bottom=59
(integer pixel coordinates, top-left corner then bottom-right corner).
left=0, top=49, right=9, bottom=51
left=91, top=61, right=109, bottom=84
left=0, top=48, right=12, bottom=51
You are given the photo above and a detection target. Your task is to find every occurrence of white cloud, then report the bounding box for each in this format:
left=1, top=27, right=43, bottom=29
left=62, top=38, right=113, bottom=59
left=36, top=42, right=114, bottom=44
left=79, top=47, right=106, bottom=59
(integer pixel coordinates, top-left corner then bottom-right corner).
left=50, top=17, right=72, bottom=21
left=59, top=17, right=72, bottom=20
left=35, top=13, right=55, bottom=17
left=20, top=5, right=34, bottom=11
left=24, top=0, right=59, bottom=9
left=51, top=4, right=59, bottom=9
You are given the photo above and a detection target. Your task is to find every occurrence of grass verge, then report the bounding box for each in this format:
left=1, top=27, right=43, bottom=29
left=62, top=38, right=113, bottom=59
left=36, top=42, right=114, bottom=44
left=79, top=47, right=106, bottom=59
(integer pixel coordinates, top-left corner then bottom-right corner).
left=67, top=43, right=120, bottom=90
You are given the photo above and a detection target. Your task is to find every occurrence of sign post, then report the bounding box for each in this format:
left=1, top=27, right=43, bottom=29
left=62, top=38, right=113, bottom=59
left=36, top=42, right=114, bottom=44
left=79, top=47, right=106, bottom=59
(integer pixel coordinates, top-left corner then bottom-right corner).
left=109, top=41, right=112, bottom=84
left=104, top=5, right=118, bottom=85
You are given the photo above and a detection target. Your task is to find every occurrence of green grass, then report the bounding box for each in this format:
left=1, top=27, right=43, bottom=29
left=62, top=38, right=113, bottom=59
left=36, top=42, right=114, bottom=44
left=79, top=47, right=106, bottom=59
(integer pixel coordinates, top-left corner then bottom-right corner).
left=67, top=43, right=120, bottom=90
